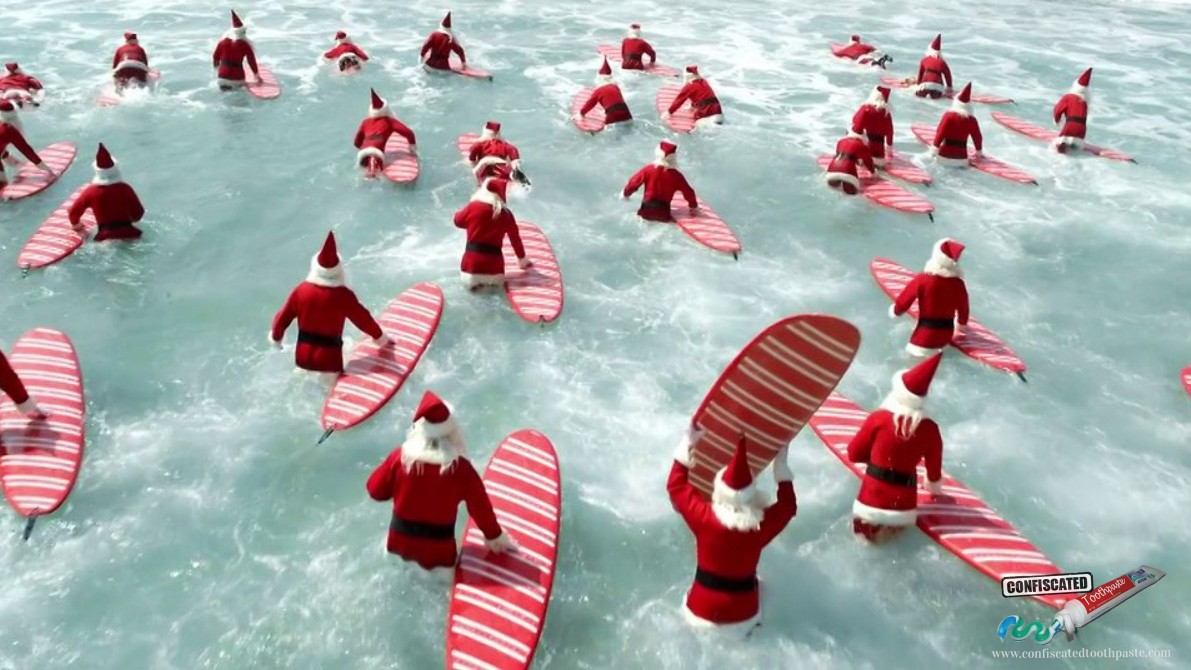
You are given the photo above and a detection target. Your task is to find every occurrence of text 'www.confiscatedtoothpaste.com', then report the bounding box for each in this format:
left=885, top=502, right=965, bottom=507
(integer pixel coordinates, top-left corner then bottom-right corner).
left=991, top=647, right=1173, bottom=661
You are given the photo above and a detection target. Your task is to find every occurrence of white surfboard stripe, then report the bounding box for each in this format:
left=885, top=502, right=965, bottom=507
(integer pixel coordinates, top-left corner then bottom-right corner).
left=12, top=495, right=59, bottom=507
left=486, top=483, right=558, bottom=521
left=0, top=436, right=79, bottom=453
left=454, top=592, right=539, bottom=634
left=489, top=461, right=558, bottom=495
left=964, top=548, right=1047, bottom=560
left=2, top=476, right=68, bottom=491
left=450, top=650, right=505, bottom=670
left=450, top=618, right=530, bottom=662
left=738, top=358, right=823, bottom=408
left=502, top=439, right=556, bottom=470
left=721, top=381, right=807, bottom=429
left=974, top=556, right=1056, bottom=567
left=0, top=454, right=76, bottom=471
left=699, top=430, right=769, bottom=470
left=492, top=510, right=556, bottom=545
left=756, top=339, right=835, bottom=389
left=917, top=506, right=1006, bottom=523
left=702, top=403, right=784, bottom=448
left=460, top=557, right=546, bottom=603
left=464, top=530, right=553, bottom=569
left=787, top=322, right=854, bottom=363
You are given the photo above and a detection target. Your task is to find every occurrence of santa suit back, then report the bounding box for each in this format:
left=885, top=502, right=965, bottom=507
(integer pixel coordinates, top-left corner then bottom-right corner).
left=0, top=74, right=42, bottom=93
left=453, top=186, right=526, bottom=280
left=932, top=109, right=982, bottom=162
left=325, top=43, right=369, bottom=64
left=839, top=42, right=876, bottom=60
left=468, top=137, right=521, bottom=181
left=366, top=426, right=503, bottom=570
left=916, top=55, right=952, bottom=96
left=668, top=440, right=796, bottom=627
left=212, top=36, right=258, bottom=85
left=0, top=120, right=44, bottom=183
left=851, top=100, right=893, bottom=163
left=113, top=44, right=149, bottom=82
left=623, top=162, right=697, bottom=222
left=421, top=31, right=465, bottom=71
left=270, top=252, right=383, bottom=373
left=825, top=135, right=874, bottom=195
left=354, top=116, right=416, bottom=166
left=892, top=244, right=970, bottom=353
left=620, top=37, right=656, bottom=70
left=581, top=83, right=633, bottom=124
left=1053, top=93, right=1088, bottom=141
left=0, top=350, right=33, bottom=410
left=69, top=181, right=145, bottom=241
left=670, top=78, right=722, bottom=121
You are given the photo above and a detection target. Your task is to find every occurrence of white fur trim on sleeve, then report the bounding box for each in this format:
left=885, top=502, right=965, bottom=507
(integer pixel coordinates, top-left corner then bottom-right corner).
left=852, top=498, right=917, bottom=526
left=925, top=478, right=943, bottom=496
left=356, top=147, right=385, bottom=164
left=15, top=398, right=40, bottom=415
left=888, top=303, right=900, bottom=319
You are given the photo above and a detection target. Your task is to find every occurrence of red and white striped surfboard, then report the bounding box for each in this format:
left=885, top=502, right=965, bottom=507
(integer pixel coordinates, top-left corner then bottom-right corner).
left=596, top=44, right=679, bottom=77
left=570, top=87, right=606, bottom=134
left=871, top=258, right=1026, bottom=378
left=381, top=133, right=419, bottom=184
left=447, top=429, right=560, bottom=670
left=910, top=123, right=1036, bottom=185
left=0, top=328, right=86, bottom=536
left=686, top=314, right=860, bottom=498
left=655, top=84, right=696, bottom=133
left=668, top=194, right=741, bottom=256
left=808, top=392, right=1067, bottom=610
left=97, top=69, right=162, bottom=107
left=991, top=112, right=1135, bottom=163
left=0, top=142, right=76, bottom=202
left=246, top=67, right=281, bottom=100
left=879, top=77, right=1014, bottom=105
left=501, top=222, right=563, bottom=324
left=456, top=133, right=484, bottom=183
left=447, top=55, right=493, bottom=81
left=816, top=156, right=934, bottom=219
left=885, top=150, right=932, bottom=185
left=319, top=283, right=443, bottom=434
left=1181, top=366, right=1191, bottom=398
left=17, top=185, right=95, bottom=270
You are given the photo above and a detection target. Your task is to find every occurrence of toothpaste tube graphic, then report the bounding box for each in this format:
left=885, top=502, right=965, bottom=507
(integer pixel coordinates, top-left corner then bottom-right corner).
left=1053, top=566, right=1164, bottom=635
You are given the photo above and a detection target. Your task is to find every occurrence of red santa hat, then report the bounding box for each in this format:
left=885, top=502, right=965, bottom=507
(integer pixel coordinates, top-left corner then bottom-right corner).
left=628, top=22, right=641, bottom=37
left=598, top=57, right=612, bottom=76
left=480, top=120, right=501, bottom=140
left=307, top=231, right=345, bottom=287
left=654, top=140, right=678, bottom=167
left=368, top=88, right=390, bottom=118
left=335, top=30, right=348, bottom=41
left=926, top=237, right=964, bottom=277
left=713, top=435, right=757, bottom=507
left=927, top=33, right=941, bottom=55
left=0, top=99, right=18, bottom=123
left=124, top=31, right=138, bottom=42
left=891, top=352, right=943, bottom=409
left=850, top=34, right=862, bottom=43
left=92, top=143, right=122, bottom=185
left=685, top=65, right=701, bottom=81
left=412, top=390, right=456, bottom=438
left=440, top=12, right=453, bottom=30
left=1072, top=67, right=1092, bottom=96
left=951, top=82, right=973, bottom=115
left=229, top=10, right=247, bottom=38
left=867, top=85, right=891, bottom=107
left=5, top=63, right=21, bottom=75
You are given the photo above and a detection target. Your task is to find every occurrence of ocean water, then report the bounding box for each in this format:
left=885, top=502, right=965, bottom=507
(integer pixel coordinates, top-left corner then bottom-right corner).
left=2, top=1, right=1189, bottom=668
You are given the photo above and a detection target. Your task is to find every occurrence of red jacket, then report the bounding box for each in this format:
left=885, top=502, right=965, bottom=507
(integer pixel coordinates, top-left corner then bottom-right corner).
left=113, top=45, right=149, bottom=69
left=0, top=123, right=42, bottom=166
left=452, top=200, right=526, bottom=275
left=367, top=449, right=502, bottom=569
left=0, top=74, right=42, bottom=92
left=620, top=37, right=656, bottom=69
left=1053, top=93, right=1088, bottom=140
left=421, top=32, right=464, bottom=70
left=827, top=136, right=874, bottom=177
left=847, top=409, right=943, bottom=516
left=667, top=461, right=796, bottom=624
left=839, top=43, right=875, bottom=60
left=0, top=350, right=31, bottom=406
left=669, top=80, right=722, bottom=120
left=851, top=104, right=894, bottom=160
left=581, top=84, right=632, bottom=124
left=932, top=112, right=982, bottom=160
left=468, top=138, right=520, bottom=165
left=623, top=164, right=696, bottom=222
left=212, top=38, right=258, bottom=81
left=916, top=55, right=952, bottom=90
left=893, top=272, right=970, bottom=349
left=353, top=117, right=416, bottom=152
left=68, top=182, right=145, bottom=241
left=324, top=43, right=369, bottom=61
left=271, top=282, right=383, bottom=373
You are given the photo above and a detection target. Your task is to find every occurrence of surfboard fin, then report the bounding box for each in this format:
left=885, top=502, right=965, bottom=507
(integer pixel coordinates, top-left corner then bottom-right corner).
left=22, top=516, right=36, bottom=541
left=317, top=428, right=335, bottom=445
left=21, top=265, right=29, bottom=278
left=1015, top=371, right=1028, bottom=383
left=732, top=252, right=739, bottom=261
left=927, top=212, right=935, bottom=222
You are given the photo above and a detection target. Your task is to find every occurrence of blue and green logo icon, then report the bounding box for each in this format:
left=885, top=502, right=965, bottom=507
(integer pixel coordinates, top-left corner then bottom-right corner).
left=997, top=615, right=1063, bottom=644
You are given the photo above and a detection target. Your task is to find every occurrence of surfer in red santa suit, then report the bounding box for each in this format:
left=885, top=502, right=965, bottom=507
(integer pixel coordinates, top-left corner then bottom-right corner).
left=824, top=130, right=875, bottom=196
left=838, top=35, right=892, bottom=68
left=453, top=177, right=531, bottom=291
left=572, top=58, right=633, bottom=127
left=0, top=63, right=44, bottom=106
left=68, top=144, right=146, bottom=241
left=354, top=89, right=417, bottom=174
left=847, top=353, right=945, bottom=544
left=913, top=34, right=952, bottom=99
left=669, top=428, right=796, bottom=632
left=324, top=31, right=369, bottom=72
left=891, top=239, right=969, bottom=356
left=621, top=141, right=698, bottom=221
left=270, top=231, right=389, bottom=379
left=851, top=86, right=894, bottom=168
left=0, top=101, right=55, bottom=188
left=112, top=32, right=150, bottom=89
left=1053, top=68, right=1092, bottom=154
left=366, top=390, right=516, bottom=577
left=620, top=23, right=656, bottom=70
left=212, top=11, right=260, bottom=91
left=0, top=350, right=45, bottom=420
left=467, top=121, right=530, bottom=186
left=665, top=66, right=723, bottom=127
left=929, top=84, right=982, bottom=166
left=420, top=12, right=466, bottom=72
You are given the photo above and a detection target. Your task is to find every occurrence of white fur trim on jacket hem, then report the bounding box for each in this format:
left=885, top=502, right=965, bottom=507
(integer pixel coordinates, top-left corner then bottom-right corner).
left=916, top=81, right=944, bottom=94
left=15, top=398, right=39, bottom=415
left=904, top=341, right=943, bottom=357
left=92, top=165, right=122, bottom=185
left=216, top=77, right=247, bottom=88
left=694, top=115, right=724, bottom=127
left=357, top=147, right=385, bottom=164
left=825, top=171, right=860, bottom=190
left=1053, top=136, right=1084, bottom=150
left=113, top=60, right=149, bottom=73
left=853, top=498, right=917, bottom=526
left=681, top=603, right=761, bottom=633
left=872, top=156, right=887, bottom=167
left=306, top=254, right=345, bottom=287
left=935, top=155, right=970, bottom=168
left=461, top=271, right=504, bottom=288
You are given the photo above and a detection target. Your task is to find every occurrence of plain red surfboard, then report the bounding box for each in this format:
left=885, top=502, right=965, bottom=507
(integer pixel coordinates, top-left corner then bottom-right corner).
left=446, top=55, right=493, bottom=81
left=0, top=142, right=77, bottom=202
left=0, top=328, right=86, bottom=538
left=809, top=392, right=1067, bottom=610
left=570, top=87, right=606, bottom=134
left=816, top=156, right=934, bottom=219
left=667, top=194, right=741, bottom=257
left=501, top=222, right=564, bottom=324
left=380, top=134, right=420, bottom=183
left=879, top=76, right=1014, bottom=105
left=655, top=84, right=696, bottom=133
left=320, top=283, right=443, bottom=435
left=685, top=314, right=860, bottom=498
left=246, top=66, right=281, bottom=100
left=446, top=430, right=560, bottom=670
left=17, top=185, right=95, bottom=271
left=871, top=258, right=1027, bottom=379
left=97, top=69, right=162, bottom=107
left=910, top=123, right=1036, bottom=185
left=991, top=112, right=1135, bottom=163
left=595, top=44, right=679, bottom=77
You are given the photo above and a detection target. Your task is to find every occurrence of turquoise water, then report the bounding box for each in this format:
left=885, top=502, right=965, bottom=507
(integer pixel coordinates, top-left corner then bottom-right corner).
left=2, top=1, right=1189, bottom=668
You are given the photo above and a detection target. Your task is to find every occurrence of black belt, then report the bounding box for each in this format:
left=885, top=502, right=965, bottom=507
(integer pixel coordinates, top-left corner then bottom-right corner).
left=693, top=97, right=719, bottom=108
left=367, top=133, right=386, bottom=141
left=918, top=316, right=954, bottom=329
left=865, top=464, right=917, bottom=488
left=297, top=330, right=344, bottom=348
left=1067, top=116, right=1086, bottom=123
left=942, top=139, right=966, bottom=147
left=466, top=241, right=502, bottom=256
left=925, top=68, right=942, bottom=75
left=835, top=152, right=857, bottom=161
left=641, top=199, right=668, bottom=210
left=624, top=53, right=642, bottom=62
left=605, top=102, right=629, bottom=114
left=866, top=132, right=886, bottom=142
left=219, top=59, right=243, bottom=67
left=98, top=221, right=134, bottom=231
left=695, top=568, right=757, bottom=593
left=390, top=516, right=454, bottom=540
